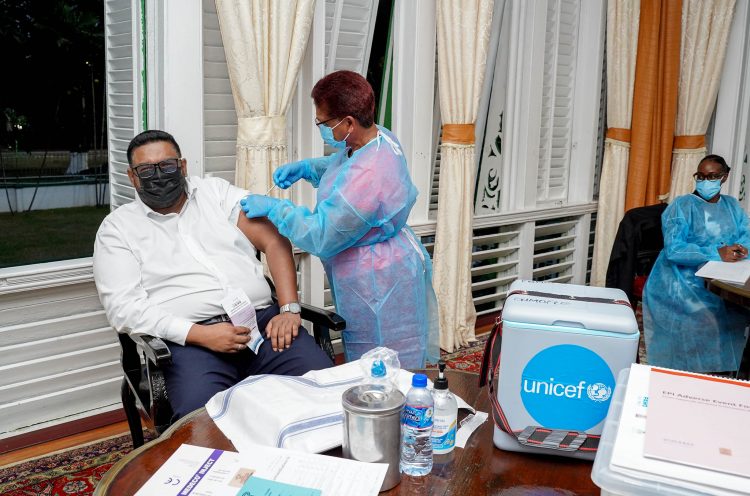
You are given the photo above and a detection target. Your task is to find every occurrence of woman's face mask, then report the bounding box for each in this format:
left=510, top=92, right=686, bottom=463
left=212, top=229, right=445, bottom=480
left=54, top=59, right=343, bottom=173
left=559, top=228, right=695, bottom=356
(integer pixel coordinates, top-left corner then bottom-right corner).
left=696, top=178, right=722, bottom=200
left=319, top=118, right=350, bottom=149
left=137, top=167, right=186, bottom=210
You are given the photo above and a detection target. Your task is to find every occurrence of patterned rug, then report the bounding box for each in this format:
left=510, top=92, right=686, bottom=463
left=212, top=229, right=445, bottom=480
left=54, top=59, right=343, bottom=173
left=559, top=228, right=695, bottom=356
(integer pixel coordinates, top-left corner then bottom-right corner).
left=440, top=333, right=489, bottom=373
left=0, top=433, right=148, bottom=496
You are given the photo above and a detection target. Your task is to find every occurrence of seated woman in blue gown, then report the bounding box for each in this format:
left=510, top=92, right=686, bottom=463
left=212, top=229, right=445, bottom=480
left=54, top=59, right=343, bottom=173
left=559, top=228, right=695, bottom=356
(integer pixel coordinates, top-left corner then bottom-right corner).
left=643, top=154, right=750, bottom=373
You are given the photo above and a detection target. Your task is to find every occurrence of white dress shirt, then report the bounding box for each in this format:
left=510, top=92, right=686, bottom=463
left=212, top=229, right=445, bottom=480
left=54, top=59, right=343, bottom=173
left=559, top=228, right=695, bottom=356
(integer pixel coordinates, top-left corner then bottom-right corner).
left=93, top=176, right=272, bottom=345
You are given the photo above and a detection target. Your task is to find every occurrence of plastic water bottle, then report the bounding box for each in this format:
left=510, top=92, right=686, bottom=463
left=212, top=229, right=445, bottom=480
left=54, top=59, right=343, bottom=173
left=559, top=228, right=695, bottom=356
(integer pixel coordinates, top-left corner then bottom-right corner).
left=400, top=373, right=433, bottom=476
left=431, top=360, right=458, bottom=454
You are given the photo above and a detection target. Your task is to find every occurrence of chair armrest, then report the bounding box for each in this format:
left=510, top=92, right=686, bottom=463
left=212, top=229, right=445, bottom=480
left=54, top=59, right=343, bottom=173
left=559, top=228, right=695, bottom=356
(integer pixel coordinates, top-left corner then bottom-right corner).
left=300, top=303, right=346, bottom=332
left=130, top=334, right=172, bottom=366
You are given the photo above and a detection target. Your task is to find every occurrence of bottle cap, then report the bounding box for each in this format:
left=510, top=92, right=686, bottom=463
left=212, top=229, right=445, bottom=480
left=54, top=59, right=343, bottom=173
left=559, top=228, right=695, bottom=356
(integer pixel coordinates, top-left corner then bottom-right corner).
left=411, top=373, right=428, bottom=388
left=370, top=359, right=386, bottom=378
left=434, top=360, right=448, bottom=390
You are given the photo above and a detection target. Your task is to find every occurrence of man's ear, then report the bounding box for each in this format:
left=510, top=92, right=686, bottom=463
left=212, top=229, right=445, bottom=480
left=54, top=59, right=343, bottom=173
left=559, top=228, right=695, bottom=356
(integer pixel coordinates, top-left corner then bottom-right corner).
left=126, top=166, right=139, bottom=189
left=180, top=158, right=188, bottom=176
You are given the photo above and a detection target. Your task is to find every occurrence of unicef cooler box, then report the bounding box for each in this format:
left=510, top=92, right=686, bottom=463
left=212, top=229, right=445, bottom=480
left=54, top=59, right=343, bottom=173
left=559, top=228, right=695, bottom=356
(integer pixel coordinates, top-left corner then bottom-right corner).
left=494, top=280, right=639, bottom=460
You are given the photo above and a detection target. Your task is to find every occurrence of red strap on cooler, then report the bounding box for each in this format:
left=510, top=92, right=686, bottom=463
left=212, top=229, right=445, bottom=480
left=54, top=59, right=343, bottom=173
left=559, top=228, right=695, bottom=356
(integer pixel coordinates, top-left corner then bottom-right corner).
left=479, top=314, right=601, bottom=453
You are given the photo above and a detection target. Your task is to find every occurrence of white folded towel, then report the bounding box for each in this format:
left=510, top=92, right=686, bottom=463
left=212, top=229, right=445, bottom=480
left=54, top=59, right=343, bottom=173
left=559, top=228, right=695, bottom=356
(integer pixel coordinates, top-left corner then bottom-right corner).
left=205, top=361, right=474, bottom=454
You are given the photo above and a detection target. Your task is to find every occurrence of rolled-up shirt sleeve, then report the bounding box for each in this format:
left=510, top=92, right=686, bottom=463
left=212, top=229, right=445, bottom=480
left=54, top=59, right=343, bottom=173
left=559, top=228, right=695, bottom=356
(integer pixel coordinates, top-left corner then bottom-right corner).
left=93, top=220, right=193, bottom=344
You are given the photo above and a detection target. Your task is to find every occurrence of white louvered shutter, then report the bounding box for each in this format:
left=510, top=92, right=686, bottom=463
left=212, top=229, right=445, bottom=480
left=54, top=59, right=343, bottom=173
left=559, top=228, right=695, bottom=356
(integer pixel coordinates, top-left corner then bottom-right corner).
left=536, top=0, right=579, bottom=203
left=105, top=0, right=138, bottom=208
left=202, top=0, right=237, bottom=183
left=325, top=0, right=380, bottom=75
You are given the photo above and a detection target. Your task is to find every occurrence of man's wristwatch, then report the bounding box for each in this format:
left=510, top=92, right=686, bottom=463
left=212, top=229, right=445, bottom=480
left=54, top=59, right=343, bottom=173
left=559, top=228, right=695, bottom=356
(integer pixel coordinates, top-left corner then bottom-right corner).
left=279, top=302, right=302, bottom=314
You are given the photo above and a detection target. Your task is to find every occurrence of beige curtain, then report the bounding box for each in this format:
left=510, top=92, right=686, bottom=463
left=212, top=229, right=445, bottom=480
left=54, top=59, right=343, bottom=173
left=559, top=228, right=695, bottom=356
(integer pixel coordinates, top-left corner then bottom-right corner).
left=215, top=0, right=316, bottom=196
left=668, top=0, right=735, bottom=200
left=433, top=0, right=493, bottom=352
left=590, top=0, right=640, bottom=287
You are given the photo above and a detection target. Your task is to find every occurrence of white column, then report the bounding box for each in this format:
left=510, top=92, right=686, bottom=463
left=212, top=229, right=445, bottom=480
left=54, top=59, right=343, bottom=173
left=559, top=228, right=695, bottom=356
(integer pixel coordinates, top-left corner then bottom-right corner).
left=502, top=0, right=546, bottom=212
left=292, top=0, right=327, bottom=308
left=713, top=0, right=750, bottom=200
left=158, top=0, right=205, bottom=176
left=566, top=0, right=606, bottom=204
left=391, top=0, right=437, bottom=225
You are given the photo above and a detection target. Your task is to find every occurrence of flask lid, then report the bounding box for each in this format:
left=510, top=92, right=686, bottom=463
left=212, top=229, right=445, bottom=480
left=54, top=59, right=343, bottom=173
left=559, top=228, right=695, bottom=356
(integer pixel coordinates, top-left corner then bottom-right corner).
left=342, top=385, right=405, bottom=415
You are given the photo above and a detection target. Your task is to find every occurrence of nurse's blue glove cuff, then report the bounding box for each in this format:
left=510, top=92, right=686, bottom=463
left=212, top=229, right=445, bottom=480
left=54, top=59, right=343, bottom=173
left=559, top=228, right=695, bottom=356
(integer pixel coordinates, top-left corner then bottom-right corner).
left=273, top=161, right=312, bottom=189
left=240, top=194, right=280, bottom=218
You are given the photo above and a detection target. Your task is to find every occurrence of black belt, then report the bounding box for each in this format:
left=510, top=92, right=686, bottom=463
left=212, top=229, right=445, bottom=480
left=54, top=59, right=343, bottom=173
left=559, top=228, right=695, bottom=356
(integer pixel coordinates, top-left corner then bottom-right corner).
left=197, top=314, right=232, bottom=326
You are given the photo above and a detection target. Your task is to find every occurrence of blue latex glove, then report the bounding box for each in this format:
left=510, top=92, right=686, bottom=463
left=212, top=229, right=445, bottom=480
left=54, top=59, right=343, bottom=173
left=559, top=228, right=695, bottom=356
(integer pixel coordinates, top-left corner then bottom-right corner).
left=240, top=194, right=280, bottom=218
left=273, top=160, right=312, bottom=189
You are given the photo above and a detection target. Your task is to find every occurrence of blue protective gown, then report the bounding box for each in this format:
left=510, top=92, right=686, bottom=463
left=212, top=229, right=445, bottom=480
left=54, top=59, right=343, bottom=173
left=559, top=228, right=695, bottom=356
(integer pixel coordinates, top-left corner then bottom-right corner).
left=642, top=193, right=750, bottom=372
left=265, top=127, right=440, bottom=368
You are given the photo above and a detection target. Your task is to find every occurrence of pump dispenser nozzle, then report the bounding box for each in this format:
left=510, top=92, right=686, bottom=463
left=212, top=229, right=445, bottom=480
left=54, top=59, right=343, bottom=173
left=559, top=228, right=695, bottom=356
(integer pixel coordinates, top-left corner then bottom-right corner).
left=434, top=359, right=448, bottom=390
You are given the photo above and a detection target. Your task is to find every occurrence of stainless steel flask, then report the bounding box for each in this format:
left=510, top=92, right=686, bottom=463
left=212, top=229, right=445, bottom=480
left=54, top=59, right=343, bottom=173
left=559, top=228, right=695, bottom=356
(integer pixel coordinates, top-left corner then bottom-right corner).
left=342, top=384, right=405, bottom=491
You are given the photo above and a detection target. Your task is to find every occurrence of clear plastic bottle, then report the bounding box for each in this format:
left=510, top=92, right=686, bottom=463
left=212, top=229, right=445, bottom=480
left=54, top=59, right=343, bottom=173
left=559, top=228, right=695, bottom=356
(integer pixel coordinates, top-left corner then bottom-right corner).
left=431, top=360, right=458, bottom=454
left=400, top=373, right=434, bottom=476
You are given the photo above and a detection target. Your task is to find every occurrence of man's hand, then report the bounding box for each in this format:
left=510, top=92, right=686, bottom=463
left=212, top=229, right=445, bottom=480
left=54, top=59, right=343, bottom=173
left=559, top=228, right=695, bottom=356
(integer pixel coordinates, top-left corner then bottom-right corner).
left=186, top=323, right=251, bottom=353
left=265, top=313, right=301, bottom=351
left=718, top=244, right=748, bottom=262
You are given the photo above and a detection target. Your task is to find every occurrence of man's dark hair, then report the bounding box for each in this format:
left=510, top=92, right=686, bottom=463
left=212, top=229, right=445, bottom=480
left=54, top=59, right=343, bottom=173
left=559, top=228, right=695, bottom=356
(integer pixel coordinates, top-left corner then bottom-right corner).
left=700, top=154, right=731, bottom=174
left=127, top=130, right=182, bottom=165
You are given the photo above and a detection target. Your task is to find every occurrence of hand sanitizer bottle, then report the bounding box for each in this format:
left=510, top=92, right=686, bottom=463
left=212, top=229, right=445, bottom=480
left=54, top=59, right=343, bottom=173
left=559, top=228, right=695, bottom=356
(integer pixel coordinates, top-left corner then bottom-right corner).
left=431, top=360, right=457, bottom=454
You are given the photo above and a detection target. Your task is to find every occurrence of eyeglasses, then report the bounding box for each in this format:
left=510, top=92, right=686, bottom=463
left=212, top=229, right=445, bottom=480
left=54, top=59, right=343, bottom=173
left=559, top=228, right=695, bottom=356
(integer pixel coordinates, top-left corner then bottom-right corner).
left=693, top=172, right=727, bottom=181
left=314, top=116, right=339, bottom=127
left=132, top=158, right=182, bottom=179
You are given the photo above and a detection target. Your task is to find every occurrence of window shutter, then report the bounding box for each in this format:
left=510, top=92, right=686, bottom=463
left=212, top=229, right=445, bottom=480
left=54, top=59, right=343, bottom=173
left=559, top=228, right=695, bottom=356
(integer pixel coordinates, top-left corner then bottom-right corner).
left=202, top=0, right=238, bottom=183
left=536, top=0, right=579, bottom=203
left=105, top=0, right=139, bottom=208
left=325, top=0, right=380, bottom=75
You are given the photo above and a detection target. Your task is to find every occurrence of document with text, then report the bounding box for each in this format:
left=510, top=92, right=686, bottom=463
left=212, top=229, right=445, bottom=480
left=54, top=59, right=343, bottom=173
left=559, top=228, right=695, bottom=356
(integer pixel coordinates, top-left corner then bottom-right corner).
left=135, top=444, right=387, bottom=496
left=644, top=368, right=750, bottom=478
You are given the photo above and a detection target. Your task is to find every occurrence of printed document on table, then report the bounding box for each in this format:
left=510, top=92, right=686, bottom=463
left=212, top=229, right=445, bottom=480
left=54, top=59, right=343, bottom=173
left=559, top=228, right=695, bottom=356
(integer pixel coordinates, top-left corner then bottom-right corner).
left=134, top=444, right=253, bottom=496
left=609, top=365, right=749, bottom=494
left=644, top=368, right=750, bottom=478
left=695, top=260, right=750, bottom=285
left=135, top=443, right=387, bottom=496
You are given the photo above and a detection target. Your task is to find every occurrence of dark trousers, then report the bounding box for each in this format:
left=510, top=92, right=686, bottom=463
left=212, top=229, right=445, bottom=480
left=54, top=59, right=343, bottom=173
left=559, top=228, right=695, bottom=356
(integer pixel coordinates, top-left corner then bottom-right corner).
left=164, top=304, right=333, bottom=420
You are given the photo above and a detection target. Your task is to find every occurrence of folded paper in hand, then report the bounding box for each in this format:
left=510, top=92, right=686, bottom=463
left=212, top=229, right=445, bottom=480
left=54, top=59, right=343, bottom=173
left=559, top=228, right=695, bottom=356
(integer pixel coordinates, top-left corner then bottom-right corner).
left=205, top=361, right=475, bottom=454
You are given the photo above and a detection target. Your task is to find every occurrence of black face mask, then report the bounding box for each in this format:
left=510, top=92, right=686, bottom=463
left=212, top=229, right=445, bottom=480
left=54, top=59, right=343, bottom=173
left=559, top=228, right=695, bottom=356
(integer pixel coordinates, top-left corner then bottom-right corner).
left=136, top=168, right=186, bottom=210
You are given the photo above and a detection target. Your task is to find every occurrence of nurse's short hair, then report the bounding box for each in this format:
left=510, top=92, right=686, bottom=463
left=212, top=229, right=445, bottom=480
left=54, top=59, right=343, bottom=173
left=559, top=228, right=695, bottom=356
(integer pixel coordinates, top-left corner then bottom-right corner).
left=312, top=70, right=375, bottom=128
left=127, top=130, right=182, bottom=165
left=699, top=154, right=731, bottom=174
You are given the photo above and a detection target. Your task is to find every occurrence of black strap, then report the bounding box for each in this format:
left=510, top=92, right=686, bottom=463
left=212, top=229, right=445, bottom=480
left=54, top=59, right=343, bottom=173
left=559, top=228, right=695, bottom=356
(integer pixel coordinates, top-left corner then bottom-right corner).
left=479, top=314, right=600, bottom=453
left=506, top=289, right=632, bottom=308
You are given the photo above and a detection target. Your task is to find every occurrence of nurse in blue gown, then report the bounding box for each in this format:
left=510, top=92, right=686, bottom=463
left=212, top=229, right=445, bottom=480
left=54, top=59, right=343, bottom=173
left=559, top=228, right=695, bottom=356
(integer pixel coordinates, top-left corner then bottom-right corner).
left=239, top=70, right=439, bottom=368
left=643, top=155, right=750, bottom=373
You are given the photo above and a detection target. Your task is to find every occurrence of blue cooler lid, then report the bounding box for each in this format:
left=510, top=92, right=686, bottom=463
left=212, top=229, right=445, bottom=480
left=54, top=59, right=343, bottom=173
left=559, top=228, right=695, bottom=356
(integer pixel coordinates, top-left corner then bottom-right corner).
left=502, top=280, right=638, bottom=335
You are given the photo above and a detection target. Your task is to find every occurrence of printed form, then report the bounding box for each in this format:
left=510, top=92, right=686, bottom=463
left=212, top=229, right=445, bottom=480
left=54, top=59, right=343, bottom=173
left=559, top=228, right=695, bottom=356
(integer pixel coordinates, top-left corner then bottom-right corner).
left=135, top=444, right=386, bottom=496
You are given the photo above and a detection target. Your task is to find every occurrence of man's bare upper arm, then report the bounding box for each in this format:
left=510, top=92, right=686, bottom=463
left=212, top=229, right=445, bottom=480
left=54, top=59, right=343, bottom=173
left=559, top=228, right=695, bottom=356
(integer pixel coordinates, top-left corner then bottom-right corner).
left=236, top=212, right=291, bottom=254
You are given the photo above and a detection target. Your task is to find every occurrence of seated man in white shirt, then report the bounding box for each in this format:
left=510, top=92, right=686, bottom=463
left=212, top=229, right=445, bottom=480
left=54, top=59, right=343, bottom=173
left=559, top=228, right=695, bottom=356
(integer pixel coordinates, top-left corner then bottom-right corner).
left=94, top=130, right=333, bottom=420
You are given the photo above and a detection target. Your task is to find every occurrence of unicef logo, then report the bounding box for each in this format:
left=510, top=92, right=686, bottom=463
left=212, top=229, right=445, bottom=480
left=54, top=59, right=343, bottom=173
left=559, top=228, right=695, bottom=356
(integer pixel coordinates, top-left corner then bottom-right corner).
left=586, top=383, right=612, bottom=402
left=520, top=345, right=615, bottom=431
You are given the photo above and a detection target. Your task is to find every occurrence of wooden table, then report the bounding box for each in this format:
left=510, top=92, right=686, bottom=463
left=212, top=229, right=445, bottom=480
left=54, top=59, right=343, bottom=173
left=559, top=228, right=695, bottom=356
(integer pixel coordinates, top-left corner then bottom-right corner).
left=705, top=279, right=750, bottom=379
left=95, top=370, right=600, bottom=495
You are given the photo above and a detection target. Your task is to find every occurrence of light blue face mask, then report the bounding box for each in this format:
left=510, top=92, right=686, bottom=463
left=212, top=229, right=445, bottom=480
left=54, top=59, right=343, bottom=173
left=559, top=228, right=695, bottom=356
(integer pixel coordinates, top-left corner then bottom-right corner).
left=696, top=179, right=722, bottom=200
left=319, top=119, right=349, bottom=149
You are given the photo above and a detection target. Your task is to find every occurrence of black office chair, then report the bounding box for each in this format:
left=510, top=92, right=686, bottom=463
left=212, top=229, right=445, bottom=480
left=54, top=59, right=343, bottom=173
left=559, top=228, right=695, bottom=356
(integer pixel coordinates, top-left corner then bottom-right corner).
left=119, top=290, right=345, bottom=448
left=606, top=203, right=667, bottom=305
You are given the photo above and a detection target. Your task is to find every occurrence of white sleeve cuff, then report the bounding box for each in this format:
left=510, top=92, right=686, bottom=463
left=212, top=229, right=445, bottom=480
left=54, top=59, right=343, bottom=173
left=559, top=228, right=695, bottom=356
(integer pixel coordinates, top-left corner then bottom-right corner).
left=163, top=317, right=194, bottom=345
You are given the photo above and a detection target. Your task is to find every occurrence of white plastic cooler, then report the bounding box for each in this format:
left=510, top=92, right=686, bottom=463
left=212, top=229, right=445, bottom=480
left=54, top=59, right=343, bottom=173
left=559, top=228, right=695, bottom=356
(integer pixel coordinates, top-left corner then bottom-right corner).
left=494, top=280, right=639, bottom=460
